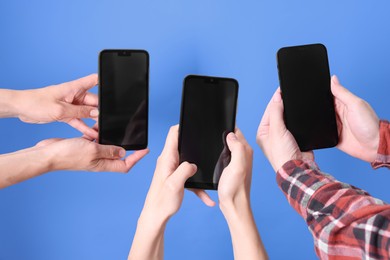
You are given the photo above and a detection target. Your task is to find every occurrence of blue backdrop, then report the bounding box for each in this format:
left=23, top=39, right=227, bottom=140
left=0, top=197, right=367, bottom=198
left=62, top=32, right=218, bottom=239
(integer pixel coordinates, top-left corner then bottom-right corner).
left=1, top=1, right=389, bottom=259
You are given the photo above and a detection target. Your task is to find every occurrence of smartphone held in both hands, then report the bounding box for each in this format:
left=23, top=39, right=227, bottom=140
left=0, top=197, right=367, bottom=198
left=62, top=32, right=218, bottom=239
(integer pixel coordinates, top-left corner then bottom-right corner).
left=277, top=43, right=339, bottom=151
left=98, top=49, right=149, bottom=150
left=179, top=75, right=239, bottom=190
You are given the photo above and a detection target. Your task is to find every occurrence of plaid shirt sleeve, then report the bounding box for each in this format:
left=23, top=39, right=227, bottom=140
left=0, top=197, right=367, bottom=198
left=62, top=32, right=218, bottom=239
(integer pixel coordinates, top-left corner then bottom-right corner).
left=372, top=120, right=390, bottom=169
left=277, top=160, right=390, bottom=259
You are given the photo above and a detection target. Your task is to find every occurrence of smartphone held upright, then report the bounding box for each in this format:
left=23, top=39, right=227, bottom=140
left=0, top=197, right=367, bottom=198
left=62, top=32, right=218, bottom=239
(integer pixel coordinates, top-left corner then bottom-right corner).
left=98, top=49, right=149, bottom=150
left=179, top=75, right=239, bottom=190
left=277, top=43, right=338, bottom=151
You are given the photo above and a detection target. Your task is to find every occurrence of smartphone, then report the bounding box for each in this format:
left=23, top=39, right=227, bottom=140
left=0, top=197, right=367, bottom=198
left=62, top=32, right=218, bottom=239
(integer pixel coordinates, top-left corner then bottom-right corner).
left=277, top=43, right=338, bottom=151
left=179, top=75, right=239, bottom=190
left=98, top=49, right=149, bottom=150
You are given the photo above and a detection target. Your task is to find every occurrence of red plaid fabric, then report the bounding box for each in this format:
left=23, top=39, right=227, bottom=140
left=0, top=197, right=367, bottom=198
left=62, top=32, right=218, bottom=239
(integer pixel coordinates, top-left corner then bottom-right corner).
left=276, top=120, right=390, bottom=259
left=372, top=120, right=390, bottom=169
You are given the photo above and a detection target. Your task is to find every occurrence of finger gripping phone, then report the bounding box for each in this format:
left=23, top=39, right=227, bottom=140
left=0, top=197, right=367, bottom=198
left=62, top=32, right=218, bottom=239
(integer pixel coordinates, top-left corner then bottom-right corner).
left=178, top=75, right=239, bottom=190
left=277, top=43, right=338, bottom=151
left=98, top=49, right=149, bottom=150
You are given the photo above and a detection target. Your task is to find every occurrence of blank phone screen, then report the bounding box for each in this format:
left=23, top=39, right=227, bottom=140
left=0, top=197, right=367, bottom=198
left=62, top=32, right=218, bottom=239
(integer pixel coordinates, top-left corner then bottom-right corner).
left=277, top=44, right=338, bottom=151
left=99, top=50, right=148, bottom=150
left=179, top=76, right=238, bottom=190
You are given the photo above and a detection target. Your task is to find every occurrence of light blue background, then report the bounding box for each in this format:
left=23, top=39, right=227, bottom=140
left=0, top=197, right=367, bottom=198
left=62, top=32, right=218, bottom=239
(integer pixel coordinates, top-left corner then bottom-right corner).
left=1, top=1, right=389, bottom=259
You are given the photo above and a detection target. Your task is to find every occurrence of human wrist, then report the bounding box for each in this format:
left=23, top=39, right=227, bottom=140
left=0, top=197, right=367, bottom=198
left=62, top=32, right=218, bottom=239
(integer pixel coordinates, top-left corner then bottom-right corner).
left=221, top=200, right=255, bottom=230
left=36, top=145, right=59, bottom=172
left=35, top=144, right=68, bottom=172
left=15, top=89, right=39, bottom=120
left=0, top=89, right=24, bottom=118
left=137, top=208, right=169, bottom=234
left=220, top=194, right=252, bottom=220
left=20, top=146, right=56, bottom=175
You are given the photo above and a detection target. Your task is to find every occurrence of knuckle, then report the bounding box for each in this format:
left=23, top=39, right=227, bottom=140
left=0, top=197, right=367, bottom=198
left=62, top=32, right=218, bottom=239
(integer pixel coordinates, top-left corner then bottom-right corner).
left=180, top=161, right=190, bottom=168
left=89, top=160, right=102, bottom=172
left=352, top=97, right=366, bottom=108
left=157, top=155, right=165, bottom=165
left=91, top=144, right=100, bottom=155
left=235, top=142, right=245, bottom=152
left=166, top=179, right=179, bottom=192
left=109, top=148, right=115, bottom=158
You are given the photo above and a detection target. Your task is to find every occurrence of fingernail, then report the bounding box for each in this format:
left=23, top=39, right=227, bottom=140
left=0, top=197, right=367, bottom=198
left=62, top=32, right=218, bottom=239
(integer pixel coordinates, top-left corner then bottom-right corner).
left=332, top=75, right=340, bottom=85
left=228, top=133, right=237, bottom=140
left=119, top=149, right=126, bottom=158
left=90, top=109, right=99, bottom=117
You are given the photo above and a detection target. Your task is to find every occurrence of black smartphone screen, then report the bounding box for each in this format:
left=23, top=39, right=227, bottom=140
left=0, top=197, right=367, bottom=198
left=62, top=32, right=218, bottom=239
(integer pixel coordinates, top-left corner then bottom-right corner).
left=277, top=44, right=338, bottom=151
left=98, top=50, right=148, bottom=150
left=179, top=75, right=238, bottom=190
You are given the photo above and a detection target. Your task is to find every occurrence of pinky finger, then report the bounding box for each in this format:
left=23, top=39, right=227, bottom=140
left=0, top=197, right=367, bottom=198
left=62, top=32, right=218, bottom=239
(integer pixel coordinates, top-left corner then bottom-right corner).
left=188, top=189, right=216, bottom=207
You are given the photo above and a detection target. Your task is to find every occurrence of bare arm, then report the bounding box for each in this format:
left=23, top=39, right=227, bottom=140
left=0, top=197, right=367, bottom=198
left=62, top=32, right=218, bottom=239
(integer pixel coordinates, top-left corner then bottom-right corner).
left=0, top=89, right=20, bottom=118
left=219, top=130, right=268, bottom=260
left=222, top=203, right=267, bottom=260
left=128, top=210, right=166, bottom=260
left=0, top=145, right=53, bottom=188
left=128, top=126, right=210, bottom=260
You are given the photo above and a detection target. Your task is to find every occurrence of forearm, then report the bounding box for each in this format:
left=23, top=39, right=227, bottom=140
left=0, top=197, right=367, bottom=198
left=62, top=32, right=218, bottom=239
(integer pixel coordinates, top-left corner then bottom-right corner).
left=0, top=146, right=55, bottom=188
left=128, top=210, right=167, bottom=260
left=277, top=159, right=390, bottom=259
left=222, top=202, right=268, bottom=260
left=0, top=89, right=22, bottom=118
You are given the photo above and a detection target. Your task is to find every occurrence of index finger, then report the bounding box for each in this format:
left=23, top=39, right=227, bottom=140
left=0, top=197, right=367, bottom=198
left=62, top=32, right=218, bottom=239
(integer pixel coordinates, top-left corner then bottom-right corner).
left=161, top=125, right=179, bottom=156
left=69, top=74, right=98, bottom=92
left=258, top=88, right=280, bottom=133
left=330, top=75, right=357, bottom=106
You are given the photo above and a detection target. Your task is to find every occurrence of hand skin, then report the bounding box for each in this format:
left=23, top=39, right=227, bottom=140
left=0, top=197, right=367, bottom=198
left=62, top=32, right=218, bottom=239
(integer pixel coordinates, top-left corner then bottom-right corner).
left=218, top=129, right=268, bottom=260
left=0, top=137, right=149, bottom=189
left=128, top=125, right=212, bottom=260
left=257, top=76, right=381, bottom=172
left=129, top=126, right=267, bottom=260
left=257, top=88, right=314, bottom=172
left=331, top=75, right=380, bottom=162
left=0, top=74, right=100, bottom=139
